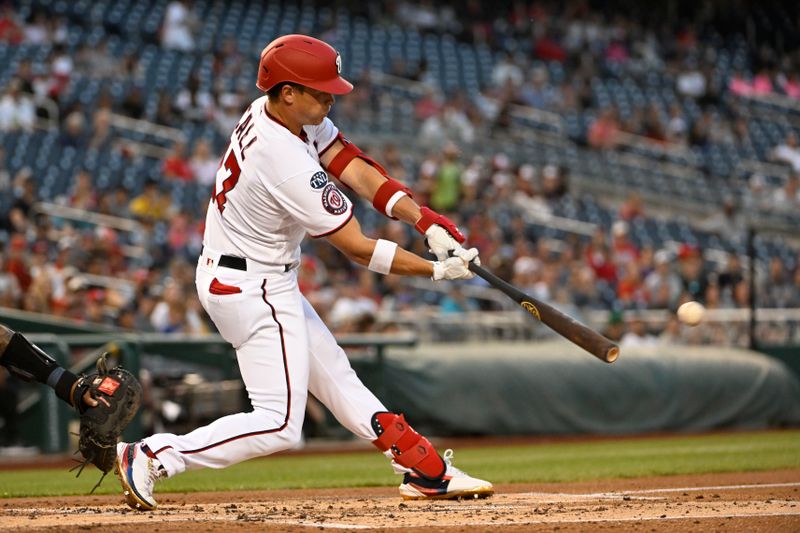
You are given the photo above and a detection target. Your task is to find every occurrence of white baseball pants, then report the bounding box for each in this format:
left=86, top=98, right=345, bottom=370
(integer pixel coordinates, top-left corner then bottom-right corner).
left=145, top=252, right=387, bottom=477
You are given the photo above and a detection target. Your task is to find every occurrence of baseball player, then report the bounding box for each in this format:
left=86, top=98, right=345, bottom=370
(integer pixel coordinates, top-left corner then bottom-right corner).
left=0, top=323, right=141, bottom=478
left=0, top=323, right=99, bottom=411
left=116, top=34, right=493, bottom=510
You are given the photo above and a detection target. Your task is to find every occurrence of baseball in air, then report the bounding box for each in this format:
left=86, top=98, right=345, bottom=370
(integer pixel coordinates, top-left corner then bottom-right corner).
left=677, top=301, right=705, bottom=326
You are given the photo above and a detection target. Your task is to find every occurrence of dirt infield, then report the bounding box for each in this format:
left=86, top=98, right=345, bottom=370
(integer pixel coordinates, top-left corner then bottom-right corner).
left=1, top=469, right=798, bottom=532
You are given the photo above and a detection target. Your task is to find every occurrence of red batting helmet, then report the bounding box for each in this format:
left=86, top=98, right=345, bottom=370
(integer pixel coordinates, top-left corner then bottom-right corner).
left=256, top=34, right=353, bottom=95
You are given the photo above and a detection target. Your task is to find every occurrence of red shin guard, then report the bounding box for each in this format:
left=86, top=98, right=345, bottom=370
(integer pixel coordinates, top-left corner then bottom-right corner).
left=371, top=412, right=446, bottom=480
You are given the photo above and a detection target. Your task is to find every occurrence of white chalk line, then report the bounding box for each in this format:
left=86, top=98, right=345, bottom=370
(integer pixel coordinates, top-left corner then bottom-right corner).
left=516, top=481, right=800, bottom=499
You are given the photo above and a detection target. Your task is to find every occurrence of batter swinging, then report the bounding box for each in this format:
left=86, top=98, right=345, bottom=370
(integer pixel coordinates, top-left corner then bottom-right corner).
left=116, top=34, right=493, bottom=510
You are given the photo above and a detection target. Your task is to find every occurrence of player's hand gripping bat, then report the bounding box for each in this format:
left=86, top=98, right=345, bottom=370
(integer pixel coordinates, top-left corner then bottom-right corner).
left=468, top=262, right=619, bottom=363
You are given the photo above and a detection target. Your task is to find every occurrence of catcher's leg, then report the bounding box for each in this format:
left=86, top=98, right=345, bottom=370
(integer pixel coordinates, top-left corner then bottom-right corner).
left=0, top=324, right=82, bottom=410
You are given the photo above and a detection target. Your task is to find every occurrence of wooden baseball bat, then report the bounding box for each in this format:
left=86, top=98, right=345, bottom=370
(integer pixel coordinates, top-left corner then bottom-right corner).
left=468, top=262, right=619, bottom=363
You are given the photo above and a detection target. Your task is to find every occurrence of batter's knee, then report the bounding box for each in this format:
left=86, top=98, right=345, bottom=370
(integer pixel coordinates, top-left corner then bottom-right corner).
left=248, top=412, right=304, bottom=455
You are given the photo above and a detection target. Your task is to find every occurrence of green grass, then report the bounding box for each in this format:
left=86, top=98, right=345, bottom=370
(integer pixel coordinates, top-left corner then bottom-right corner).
left=1, top=430, right=798, bottom=498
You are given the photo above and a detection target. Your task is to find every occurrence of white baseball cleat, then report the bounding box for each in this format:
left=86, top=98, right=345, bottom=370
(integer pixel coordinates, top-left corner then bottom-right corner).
left=398, top=449, right=494, bottom=500
left=115, top=441, right=167, bottom=511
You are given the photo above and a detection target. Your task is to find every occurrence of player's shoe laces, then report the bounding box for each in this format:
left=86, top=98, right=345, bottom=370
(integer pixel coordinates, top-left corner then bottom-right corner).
left=398, top=449, right=494, bottom=500
left=115, top=441, right=166, bottom=511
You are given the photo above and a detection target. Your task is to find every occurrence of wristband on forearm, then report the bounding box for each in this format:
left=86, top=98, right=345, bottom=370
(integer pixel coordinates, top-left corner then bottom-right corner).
left=368, top=239, right=398, bottom=274
left=373, top=178, right=412, bottom=219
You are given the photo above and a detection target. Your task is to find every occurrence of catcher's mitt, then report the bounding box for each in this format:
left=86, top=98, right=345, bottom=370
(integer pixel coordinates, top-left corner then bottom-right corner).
left=70, top=352, right=142, bottom=492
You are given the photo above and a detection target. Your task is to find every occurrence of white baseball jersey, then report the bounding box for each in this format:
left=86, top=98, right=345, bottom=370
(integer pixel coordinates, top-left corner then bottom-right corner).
left=203, top=95, right=353, bottom=266
left=144, top=96, right=387, bottom=476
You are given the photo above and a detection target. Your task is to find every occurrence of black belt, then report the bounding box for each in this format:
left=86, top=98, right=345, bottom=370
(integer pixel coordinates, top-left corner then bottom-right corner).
left=218, top=254, right=247, bottom=270
left=203, top=247, right=293, bottom=272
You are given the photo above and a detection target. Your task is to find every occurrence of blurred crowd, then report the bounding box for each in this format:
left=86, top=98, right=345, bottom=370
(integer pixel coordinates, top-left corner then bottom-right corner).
left=0, top=0, right=799, bottom=348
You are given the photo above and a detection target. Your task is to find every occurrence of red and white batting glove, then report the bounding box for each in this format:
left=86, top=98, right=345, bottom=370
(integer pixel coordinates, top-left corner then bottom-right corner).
left=415, top=207, right=466, bottom=261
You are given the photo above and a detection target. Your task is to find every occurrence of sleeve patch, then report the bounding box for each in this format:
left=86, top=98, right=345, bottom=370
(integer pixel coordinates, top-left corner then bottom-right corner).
left=310, top=170, right=329, bottom=190
left=321, top=183, right=348, bottom=215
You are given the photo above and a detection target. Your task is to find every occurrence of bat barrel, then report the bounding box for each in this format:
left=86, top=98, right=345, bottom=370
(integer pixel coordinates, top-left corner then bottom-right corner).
left=469, top=262, right=620, bottom=364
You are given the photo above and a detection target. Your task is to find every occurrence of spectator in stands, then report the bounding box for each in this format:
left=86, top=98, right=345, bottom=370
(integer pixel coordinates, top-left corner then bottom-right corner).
left=491, top=52, right=524, bottom=88
left=67, top=170, right=97, bottom=210
left=772, top=173, right=800, bottom=212
left=610, top=219, right=639, bottom=265
left=751, top=68, right=775, bottom=96
left=160, top=0, right=197, bottom=51
left=59, top=109, right=88, bottom=148
left=710, top=197, right=748, bottom=241
left=731, top=278, right=751, bottom=309
left=743, top=173, right=771, bottom=211
left=731, top=116, right=751, bottom=147
left=620, top=315, right=658, bottom=347
left=540, top=164, right=568, bottom=200
left=22, top=243, right=53, bottom=313
left=212, top=37, right=244, bottom=81
left=88, top=107, right=114, bottom=150
left=414, top=85, right=444, bottom=121
left=658, top=316, right=683, bottom=344
left=676, top=60, right=706, bottom=99
left=213, top=91, right=242, bottom=135
left=420, top=103, right=475, bottom=146
left=762, top=257, right=795, bottom=308
left=23, top=9, right=49, bottom=44
left=603, top=310, right=626, bottom=342
left=619, top=191, right=645, bottom=221
left=174, top=74, right=214, bottom=123
left=587, top=107, right=620, bottom=150
left=0, top=78, right=35, bottom=132
left=189, top=139, right=218, bottom=187
left=780, top=71, right=800, bottom=99
left=717, top=253, right=744, bottom=300
left=14, top=60, right=36, bottom=97
left=2, top=170, right=36, bottom=236
left=154, top=91, right=179, bottom=127
left=585, top=229, right=617, bottom=285
left=677, top=244, right=708, bottom=303
left=0, top=4, right=23, bottom=44
left=771, top=133, right=800, bottom=172
left=5, top=234, right=31, bottom=295
left=121, top=53, right=145, bottom=85
left=430, top=142, right=462, bottom=212
left=0, top=249, right=21, bottom=307
left=97, top=186, right=132, bottom=219
left=644, top=249, right=681, bottom=309
left=150, top=279, right=204, bottom=333
left=688, top=109, right=712, bottom=148
left=518, top=67, right=556, bottom=109
left=666, top=103, right=688, bottom=144
left=119, top=86, right=146, bottom=120
left=162, top=141, right=194, bottom=182
left=642, top=103, right=667, bottom=142
left=534, top=28, right=567, bottom=63
left=617, top=261, right=646, bottom=309
left=728, top=70, right=753, bottom=97
left=129, top=180, right=175, bottom=221
left=82, top=39, right=118, bottom=80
